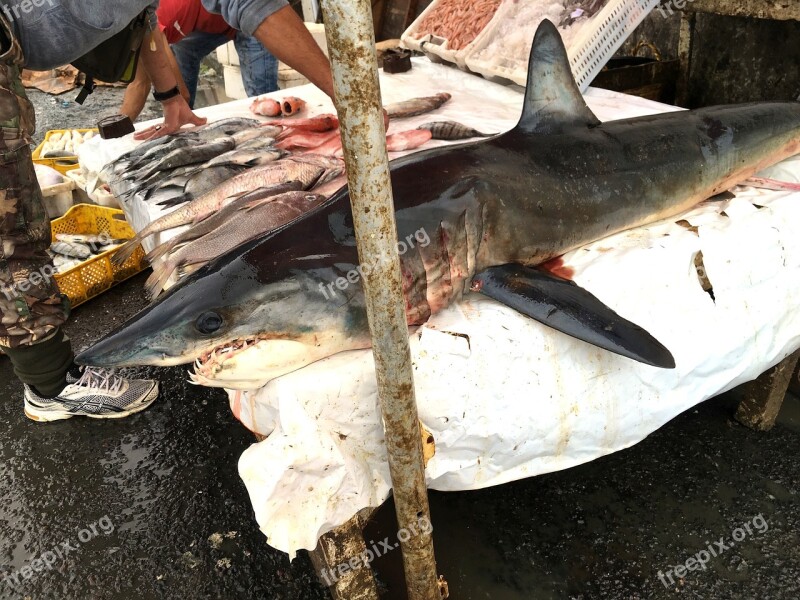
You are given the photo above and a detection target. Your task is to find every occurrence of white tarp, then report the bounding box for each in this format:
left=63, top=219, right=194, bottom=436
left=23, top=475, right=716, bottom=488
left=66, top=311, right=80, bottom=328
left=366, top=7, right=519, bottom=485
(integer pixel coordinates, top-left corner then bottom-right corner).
left=80, top=60, right=800, bottom=559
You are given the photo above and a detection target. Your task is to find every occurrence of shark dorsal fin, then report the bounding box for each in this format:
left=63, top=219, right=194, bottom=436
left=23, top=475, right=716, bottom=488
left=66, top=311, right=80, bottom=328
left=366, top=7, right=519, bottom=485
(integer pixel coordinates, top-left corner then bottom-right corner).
left=516, top=19, right=600, bottom=134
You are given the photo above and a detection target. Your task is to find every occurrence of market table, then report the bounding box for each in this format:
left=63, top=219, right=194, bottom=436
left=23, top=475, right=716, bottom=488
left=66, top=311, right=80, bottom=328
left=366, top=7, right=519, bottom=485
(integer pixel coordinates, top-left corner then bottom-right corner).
left=79, top=57, right=800, bottom=561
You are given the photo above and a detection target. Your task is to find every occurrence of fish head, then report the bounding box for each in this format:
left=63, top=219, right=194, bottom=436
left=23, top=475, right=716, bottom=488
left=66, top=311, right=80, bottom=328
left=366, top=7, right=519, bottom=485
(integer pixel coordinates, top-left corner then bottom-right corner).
left=77, top=241, right=372, bottom=388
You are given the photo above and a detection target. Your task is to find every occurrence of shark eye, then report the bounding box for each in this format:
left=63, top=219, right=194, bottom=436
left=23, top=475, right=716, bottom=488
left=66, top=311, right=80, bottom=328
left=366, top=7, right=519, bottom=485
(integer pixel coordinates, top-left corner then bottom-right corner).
left=196, top=311, right=223, bottom=334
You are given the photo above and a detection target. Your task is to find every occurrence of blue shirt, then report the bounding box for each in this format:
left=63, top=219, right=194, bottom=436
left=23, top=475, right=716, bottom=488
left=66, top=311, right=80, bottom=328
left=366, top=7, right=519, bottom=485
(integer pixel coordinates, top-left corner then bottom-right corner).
left=201, top=0, right=286, bottom=37
left=2, top=1, right=157, bottom=70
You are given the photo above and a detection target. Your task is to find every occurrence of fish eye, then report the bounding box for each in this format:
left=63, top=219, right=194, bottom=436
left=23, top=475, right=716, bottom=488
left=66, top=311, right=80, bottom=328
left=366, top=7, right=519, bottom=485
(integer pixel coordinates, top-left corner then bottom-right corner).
left=196, top=311, right=223, bottom=334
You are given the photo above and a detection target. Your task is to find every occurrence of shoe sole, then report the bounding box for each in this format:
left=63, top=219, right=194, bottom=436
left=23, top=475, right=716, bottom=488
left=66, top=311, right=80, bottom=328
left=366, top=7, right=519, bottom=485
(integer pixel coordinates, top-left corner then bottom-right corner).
left=24, top=384, right=159, bottom=422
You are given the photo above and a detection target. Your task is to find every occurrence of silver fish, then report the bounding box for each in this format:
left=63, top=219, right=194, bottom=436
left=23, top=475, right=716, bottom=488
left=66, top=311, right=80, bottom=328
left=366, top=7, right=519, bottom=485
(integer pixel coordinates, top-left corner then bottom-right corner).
left=146, top=181, right=306, bottom=264
left=51, top=241, right=91, bottom=259
left=111, top=159, right=327, bottom=265
left=145, top=191, right=327, bottom=298
left=136, top=137, right=237, bottom=180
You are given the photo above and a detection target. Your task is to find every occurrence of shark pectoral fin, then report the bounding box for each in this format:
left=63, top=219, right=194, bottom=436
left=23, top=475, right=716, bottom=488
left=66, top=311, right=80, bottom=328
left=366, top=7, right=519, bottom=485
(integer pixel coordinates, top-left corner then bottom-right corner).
left=472, top=264, right=676, bottom=369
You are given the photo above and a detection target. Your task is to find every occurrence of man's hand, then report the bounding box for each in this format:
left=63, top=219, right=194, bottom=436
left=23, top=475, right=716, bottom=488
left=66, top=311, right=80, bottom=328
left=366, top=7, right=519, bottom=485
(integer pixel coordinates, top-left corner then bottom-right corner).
left=135, top=27, right=206, bottom=140
left=133, top=95, right=207, bottom=140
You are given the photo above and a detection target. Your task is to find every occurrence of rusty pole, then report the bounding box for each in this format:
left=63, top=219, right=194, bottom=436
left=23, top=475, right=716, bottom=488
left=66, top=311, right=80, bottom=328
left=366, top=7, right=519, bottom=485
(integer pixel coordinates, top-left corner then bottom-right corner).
left=319, top=1, right=442, bottom=599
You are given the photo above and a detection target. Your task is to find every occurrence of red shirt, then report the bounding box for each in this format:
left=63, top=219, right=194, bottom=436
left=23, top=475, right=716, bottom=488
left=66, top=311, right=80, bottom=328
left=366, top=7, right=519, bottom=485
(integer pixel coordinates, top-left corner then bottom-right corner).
left=157, top=0, right=235, bottom=44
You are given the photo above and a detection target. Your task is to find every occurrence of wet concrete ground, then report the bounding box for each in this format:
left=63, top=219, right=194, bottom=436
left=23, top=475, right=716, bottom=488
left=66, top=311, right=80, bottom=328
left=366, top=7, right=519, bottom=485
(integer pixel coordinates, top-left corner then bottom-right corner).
left=1, top=273, right=798, bottom=600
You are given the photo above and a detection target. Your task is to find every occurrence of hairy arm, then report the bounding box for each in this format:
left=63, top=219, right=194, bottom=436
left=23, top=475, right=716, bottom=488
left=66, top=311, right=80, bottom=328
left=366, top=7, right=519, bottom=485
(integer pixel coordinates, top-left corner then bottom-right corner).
left=252, top=6, right=334, bottom=100
left=136, top=28, right=206, bottom=139
left=121, top=44, right=191, bottom=122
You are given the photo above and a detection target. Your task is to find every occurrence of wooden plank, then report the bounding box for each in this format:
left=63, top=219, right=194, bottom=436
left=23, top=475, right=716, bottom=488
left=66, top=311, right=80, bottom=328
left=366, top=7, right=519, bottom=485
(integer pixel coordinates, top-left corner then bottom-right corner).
left=373, top=0, right=387, bottom=39
left=681, top=0, right=800, bottom=21
left=309, top=511, right=380, bottom=600
left=675, top=11, right=696, bottom=107
left=381, top=0, right=415, bottom=40
left=735, top=350, right=800, bottom=431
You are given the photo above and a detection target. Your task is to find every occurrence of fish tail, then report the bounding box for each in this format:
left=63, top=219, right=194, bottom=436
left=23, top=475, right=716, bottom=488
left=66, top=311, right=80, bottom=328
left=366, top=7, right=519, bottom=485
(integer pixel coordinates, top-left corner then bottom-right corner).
left=111, top=237, right=141, bottom=266
left=156, top=193, right=192, bottom=207
left=145, top=239, right=174, bottom=264
left=145, top=259, right=178, bottom=299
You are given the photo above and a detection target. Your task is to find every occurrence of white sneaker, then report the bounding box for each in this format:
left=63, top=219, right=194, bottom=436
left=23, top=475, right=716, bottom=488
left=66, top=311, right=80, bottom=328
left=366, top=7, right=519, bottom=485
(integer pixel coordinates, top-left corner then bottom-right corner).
left=23, top=367, right=159, bottom=422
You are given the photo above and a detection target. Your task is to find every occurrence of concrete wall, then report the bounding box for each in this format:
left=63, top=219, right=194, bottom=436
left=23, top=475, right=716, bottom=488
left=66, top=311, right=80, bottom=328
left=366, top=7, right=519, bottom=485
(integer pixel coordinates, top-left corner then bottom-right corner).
left=619, top=4, right=800, bottom=107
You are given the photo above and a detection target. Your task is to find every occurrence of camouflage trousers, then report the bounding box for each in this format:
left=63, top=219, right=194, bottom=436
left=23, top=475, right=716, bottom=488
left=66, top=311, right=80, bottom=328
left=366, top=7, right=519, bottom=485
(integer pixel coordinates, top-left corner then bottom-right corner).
left=0, top=15, right=69, bottom=349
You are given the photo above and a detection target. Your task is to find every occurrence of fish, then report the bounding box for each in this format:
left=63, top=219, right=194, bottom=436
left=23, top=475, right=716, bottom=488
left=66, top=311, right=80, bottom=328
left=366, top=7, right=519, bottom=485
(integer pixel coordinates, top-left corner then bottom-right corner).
left=145, top=181, right=305, bottom=264
left=741, top=176, right=800, bottom=192
left=280, top=96, right=307, bottom=117
left=110, top=158, right=328, bottom=265
left=266, top=114, right=339, bottom=134
left=55, top=234, right=127, bottom=247
left=202, top=146, right=285, bottom=169
left=51, top=241, right=91, bottom=259
left=276, top=130, right=340, bottom=151
left=386, top=129, right=433, bottom=152
left=135, top=137, right=237, bottom=180
left=417, top=120, right=492, bottom=140
left=251, top=96, right=281, bottom=117
left=79, top=21, right=800, bottom=390
left=145, top=191, right=327, bottom=298
left=385, top=93, right=451, bottom=119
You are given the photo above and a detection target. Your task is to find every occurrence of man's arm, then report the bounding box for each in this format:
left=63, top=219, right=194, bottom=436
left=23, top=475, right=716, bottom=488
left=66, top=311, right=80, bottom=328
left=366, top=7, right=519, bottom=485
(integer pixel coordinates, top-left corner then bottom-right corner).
left=136, top=27, right=206, bottom=140
left=251, top=6, right=334, bottom=99
left=121, top=47, right=191, bottom=122
left=120, top=57, right=150, bottom=121
left=202, top=1, right=334, bottom=100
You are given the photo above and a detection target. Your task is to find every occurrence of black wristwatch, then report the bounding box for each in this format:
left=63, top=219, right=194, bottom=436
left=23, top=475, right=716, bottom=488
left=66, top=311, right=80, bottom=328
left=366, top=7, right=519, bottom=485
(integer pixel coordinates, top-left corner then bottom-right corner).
left=153, top=86, right=180, bottom=102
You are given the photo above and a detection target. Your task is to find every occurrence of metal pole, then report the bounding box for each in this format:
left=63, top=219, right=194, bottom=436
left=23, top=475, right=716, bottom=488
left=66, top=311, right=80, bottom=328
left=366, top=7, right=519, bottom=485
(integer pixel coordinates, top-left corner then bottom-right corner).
left=319, top=2, right=442, bottom=599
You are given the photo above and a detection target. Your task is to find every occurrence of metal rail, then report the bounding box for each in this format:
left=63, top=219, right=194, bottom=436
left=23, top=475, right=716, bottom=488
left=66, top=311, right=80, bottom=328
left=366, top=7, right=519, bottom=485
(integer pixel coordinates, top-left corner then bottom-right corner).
left=319, top=1, right=442, bottom=598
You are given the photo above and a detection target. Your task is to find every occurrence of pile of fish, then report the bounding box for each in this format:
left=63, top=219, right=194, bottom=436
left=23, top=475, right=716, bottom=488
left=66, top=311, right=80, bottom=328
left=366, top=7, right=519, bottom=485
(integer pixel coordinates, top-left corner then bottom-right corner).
left=470, top=0, right=609, bottom=66
left=102, top=91, right=491, bottom=298
left=411, top=0, right=502, bottom=50
left=48, top=234, right=126, bottom=274
left=39, top=129, right=96, bottom=158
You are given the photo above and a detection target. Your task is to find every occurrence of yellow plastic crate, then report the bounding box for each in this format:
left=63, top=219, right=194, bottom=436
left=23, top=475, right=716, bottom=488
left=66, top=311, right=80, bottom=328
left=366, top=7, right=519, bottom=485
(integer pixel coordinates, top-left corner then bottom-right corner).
left=33, top=128, right=98, bottom=175
left=50, top=204, right=146, bottom=309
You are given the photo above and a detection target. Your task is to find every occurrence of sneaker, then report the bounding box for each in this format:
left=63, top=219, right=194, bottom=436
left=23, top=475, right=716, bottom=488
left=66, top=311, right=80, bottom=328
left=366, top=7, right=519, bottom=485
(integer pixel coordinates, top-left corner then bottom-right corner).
left=23, top=367, right=159, bottom=422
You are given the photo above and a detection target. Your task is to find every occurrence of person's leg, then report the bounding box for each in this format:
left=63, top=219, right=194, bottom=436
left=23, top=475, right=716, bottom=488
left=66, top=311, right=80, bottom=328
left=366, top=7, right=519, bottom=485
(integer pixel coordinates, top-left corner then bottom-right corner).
left=0, top=15, right=70, bottom=391
left=170, top=31, right=231, bottom=107
left=0, top=16, right=158, bottom=422
left=233, top=32, right=279, bottom=97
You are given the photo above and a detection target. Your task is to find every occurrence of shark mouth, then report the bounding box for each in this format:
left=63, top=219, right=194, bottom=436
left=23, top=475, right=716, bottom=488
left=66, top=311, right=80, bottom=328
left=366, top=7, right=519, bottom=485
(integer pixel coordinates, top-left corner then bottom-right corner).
left=191, top=335, right=271, bottom=382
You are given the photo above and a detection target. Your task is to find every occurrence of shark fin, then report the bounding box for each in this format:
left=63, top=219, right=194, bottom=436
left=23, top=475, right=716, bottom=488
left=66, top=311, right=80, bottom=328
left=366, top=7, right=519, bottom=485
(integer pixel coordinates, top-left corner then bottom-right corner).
left=472, top=264, right=675, bottom=368
left=516, top=19, right=600, bottom=134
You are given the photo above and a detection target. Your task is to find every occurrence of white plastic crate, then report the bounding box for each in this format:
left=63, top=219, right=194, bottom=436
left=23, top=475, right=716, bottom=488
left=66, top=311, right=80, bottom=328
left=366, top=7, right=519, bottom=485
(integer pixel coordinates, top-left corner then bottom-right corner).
left=401, top=0, right=504, bottom=69
left=464, top=0, right=661, bottom=91
left=569, top=0, right=661, bottom=91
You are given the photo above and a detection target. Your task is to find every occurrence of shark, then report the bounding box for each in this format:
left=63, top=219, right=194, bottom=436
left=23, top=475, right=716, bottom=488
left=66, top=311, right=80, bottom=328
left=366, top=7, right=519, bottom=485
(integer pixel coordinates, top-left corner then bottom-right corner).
left=78, top=20, right=800, bottom=389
